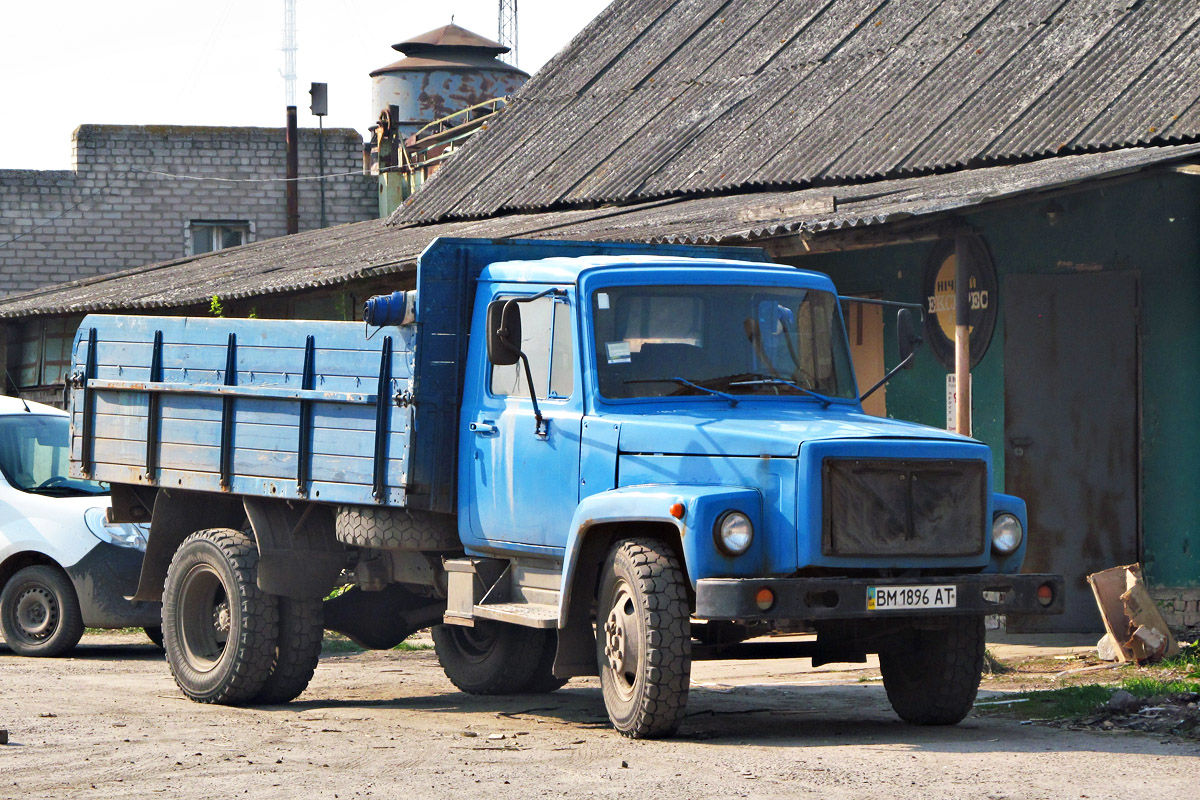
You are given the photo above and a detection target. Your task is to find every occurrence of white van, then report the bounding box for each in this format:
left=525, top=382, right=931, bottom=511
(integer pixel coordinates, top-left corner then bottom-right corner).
left=0, top=396, right=160, bottom=656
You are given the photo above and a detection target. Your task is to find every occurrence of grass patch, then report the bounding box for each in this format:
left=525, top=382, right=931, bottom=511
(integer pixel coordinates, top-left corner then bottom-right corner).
left=983, top=675, right=1200, bottom=719
left=321, top=632, right=433, bottom=654
left=1159, top=641, right=1200, bottom=678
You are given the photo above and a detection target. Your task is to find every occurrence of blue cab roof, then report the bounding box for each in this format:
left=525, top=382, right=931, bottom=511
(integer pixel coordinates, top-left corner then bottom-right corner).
left=478, top=255, right=833, bottom=288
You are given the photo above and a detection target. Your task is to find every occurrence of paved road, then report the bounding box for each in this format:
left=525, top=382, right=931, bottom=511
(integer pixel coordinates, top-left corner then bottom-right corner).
left=2, top=633, right=1195, bottom=800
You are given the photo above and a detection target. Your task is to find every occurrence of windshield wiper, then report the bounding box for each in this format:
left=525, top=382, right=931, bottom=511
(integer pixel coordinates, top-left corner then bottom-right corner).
left=625, top=377, right=738, bottom=407
left=723, top=373, right=837, bottom=408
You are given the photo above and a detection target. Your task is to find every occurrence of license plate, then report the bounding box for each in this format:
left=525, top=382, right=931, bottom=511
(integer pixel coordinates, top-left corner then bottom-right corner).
left=867, top=584, right=957, bottom=611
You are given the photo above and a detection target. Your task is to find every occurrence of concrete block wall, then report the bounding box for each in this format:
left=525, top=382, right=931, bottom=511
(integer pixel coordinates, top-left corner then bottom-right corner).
left=1152, top=588, right=1200, bottom=637
left=0, top=125, right=376, bottom=296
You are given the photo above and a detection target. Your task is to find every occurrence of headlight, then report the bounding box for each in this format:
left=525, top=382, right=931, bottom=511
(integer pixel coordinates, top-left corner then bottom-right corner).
left=714, top=511, right=753, bottom=556
left=84, top=507, right=148, bottom=551
left=992, top=513, right=1023, bottom=556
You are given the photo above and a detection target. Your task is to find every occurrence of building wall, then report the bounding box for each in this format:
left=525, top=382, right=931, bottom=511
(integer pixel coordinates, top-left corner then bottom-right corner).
left=795, top=172, right=1200, bottom=619
left=0, top=124, right=376, bottom=296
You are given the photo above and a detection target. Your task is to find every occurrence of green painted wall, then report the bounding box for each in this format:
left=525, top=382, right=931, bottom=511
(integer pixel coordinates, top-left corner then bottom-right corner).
left=783, top=173, right=1200, bottom=588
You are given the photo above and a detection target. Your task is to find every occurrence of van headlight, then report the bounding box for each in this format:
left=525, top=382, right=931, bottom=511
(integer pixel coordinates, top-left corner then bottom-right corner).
left=714, top=511, right=753, bottom=556
left=84, top=508, right=148, bottom=551
left=992, top=513, right=1023, bottom=556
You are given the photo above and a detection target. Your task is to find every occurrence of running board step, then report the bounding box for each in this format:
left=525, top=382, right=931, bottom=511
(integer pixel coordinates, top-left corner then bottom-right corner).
left=470, top=602, right=558, bottom=628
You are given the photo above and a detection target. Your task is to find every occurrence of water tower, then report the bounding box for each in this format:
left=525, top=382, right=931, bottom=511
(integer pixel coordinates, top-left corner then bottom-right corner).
left=370, top=23, right=529, bottom=140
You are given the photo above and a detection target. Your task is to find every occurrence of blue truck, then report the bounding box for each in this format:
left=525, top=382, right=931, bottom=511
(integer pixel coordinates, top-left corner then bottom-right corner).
left=68, top=237, right=1062, bottom=738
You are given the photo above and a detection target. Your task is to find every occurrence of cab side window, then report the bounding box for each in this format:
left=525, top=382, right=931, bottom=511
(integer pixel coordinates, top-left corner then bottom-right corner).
left=490, top=296, right=574, bottom=399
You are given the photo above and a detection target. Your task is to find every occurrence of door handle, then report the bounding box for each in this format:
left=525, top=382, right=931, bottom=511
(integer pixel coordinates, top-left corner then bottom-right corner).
left=469, top=421, right=498, bottom=435
left=1009, top=436, right=1032, bottom=457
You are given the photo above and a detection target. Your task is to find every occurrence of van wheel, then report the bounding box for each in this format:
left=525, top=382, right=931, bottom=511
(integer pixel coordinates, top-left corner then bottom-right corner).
left=432, top=620, right=543, bottom=695
left=162, top=529, right=278, bottom=704
left=255, top=597, right=324, bottom=704
left=0, top=565, right=84, bottom=657
left=879, top=615, right=985, bottom=725
left=596, top=538, right=691, bottom=739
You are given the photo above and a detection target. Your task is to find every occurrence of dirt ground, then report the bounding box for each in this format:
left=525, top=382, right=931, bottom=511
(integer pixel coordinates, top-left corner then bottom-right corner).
left=2, top=631, right=1197, bottom=800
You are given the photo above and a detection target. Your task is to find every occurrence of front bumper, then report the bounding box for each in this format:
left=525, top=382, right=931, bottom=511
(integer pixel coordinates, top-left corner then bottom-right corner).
left=696, top=573, right=1064, bottom=621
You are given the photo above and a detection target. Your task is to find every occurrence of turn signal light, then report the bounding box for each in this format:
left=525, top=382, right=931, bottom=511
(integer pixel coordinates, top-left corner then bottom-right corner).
left=1037, top=583, right=1054, bottom=607
left=755, top=587, right=775, bottom=611
left=669, top=502, right=686, bottom=520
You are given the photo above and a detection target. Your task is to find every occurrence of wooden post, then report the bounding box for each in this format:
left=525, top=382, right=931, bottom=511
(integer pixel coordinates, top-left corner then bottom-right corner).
left=954, top=234, right=971, bottom=437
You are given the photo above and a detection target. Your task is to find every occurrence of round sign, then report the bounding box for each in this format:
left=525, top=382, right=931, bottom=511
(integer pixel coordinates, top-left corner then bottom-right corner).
left=921, top=236, right=997, bottom=370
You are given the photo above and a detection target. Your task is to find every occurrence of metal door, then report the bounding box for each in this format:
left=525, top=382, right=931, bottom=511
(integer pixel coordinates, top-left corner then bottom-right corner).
left=465, top=289, right=582, bottom=552
left=1004, top=273, right=1139, bottom=632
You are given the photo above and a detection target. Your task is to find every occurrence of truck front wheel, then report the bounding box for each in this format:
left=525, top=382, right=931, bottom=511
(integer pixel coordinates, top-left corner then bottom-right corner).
left=432, top=620, right=543, bottom=694
left=596, top=538, right=691, bottom=739
left=162, top=529, right=279, bottom=704
left=879, top=614, right=985, bottom=725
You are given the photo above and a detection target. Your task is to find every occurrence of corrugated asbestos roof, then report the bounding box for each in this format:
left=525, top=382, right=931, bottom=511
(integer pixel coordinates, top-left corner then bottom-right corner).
left=3, top=142, right=1195, bottom=320
left=390, top=0, right=1200, bottom=225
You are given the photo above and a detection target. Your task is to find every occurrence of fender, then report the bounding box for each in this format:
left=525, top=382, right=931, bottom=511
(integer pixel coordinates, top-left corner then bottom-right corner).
left=551, top=484, right=762, bottom=677
left=557, top=484, right=763, bottom=627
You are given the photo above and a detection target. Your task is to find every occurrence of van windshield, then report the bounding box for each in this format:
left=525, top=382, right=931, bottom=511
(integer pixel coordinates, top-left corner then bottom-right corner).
left=591, top=284, right=856, bottom=401
left=0, top=415, right=107, bottom=496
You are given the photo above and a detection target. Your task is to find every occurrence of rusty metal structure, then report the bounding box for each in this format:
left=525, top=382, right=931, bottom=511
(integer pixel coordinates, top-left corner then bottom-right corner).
left=368, top=23, right=529, bottom=217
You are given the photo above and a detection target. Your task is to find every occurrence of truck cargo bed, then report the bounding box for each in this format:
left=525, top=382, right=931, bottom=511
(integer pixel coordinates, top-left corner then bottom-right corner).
left=70, top=315, right=414, bottom=507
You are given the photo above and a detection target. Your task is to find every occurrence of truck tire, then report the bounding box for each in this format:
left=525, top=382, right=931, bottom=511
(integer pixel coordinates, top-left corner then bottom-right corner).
left=432, top=620, right=543, bottom=695
left=335, top=506, right=460, bottom=551
left=596, top=538, right=691, bottom=739
left=162, top=528, right=279, bottom=705
left=0, top=565, right=85, bottom=657
left=879, top=614, right=985, bottom=725
left=521, top=629, right=569, bottom=694
left=255, top=597, right=324, bottom=704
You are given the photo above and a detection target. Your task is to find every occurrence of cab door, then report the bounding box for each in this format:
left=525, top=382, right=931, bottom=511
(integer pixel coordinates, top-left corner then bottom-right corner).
left=461, top=286, right=582, bottom=553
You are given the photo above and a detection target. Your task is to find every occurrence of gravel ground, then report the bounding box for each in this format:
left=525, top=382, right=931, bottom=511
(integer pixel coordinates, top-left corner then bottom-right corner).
left=1, top=631, right=1197, bottom=800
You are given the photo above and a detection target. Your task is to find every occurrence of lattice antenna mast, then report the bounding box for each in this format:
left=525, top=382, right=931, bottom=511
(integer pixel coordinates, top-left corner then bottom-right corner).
left=498, top=0, right=518, bottom=67
left=282, top=0, right=298, bottom=105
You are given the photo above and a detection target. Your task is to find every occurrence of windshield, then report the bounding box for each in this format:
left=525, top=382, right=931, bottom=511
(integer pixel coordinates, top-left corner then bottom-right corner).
left=588, top=284, right=854, bottom=402
left=0, top=414, right=107, bottom=496
left=592, top=284, right=856, bottom=401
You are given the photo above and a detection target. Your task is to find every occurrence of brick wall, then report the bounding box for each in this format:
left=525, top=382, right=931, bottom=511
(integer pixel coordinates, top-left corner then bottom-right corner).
left=1152, top=587, right=1200, bottom=637
left=0, top=124, right=376, bottom=296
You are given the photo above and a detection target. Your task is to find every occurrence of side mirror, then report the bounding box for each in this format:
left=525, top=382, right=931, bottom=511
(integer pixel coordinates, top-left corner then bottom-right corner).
left=486, top=300, right=523, bottom=366
left=897, top=308, right=921, bottom=368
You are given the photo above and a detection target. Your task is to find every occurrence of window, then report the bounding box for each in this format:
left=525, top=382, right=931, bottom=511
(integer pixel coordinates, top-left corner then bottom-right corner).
left=188, top=220, right=252, bottom=255
left=490, top=295, right=574, bottom=400
left=17, top=316, right=82, bottom=389
left=592, top=284, right=856, bottom=401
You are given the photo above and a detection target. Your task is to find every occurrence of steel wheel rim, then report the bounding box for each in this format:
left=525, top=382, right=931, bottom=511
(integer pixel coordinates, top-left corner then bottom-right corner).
left=602, top=579, right=642, bottom=702
left=177, top=563, right=230, bottom=673
left=13, top=583, right=58, bottom=642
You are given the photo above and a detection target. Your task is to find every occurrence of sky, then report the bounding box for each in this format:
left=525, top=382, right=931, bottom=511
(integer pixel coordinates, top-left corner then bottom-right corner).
left=0, top=0, right=612, bottom=171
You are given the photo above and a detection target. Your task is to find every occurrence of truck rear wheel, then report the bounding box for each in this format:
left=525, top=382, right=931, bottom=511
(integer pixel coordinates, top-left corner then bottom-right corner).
left=162, top=529, right=279, bottom=704
left=255, top=597, right=324, bottom=704
left=596, top=538, right=691, bottom=739
left=879, top=614, right=985, bottom=725
left=432, top=620, right=543, bottom=695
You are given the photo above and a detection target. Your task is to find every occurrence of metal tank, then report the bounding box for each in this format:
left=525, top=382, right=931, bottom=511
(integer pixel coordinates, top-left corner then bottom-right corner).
left=370, top=23, right=529, bottom=140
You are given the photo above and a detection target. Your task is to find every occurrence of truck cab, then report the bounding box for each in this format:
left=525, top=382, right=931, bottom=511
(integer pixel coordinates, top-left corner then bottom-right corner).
left=70, top=238, right=1062, bottom=738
